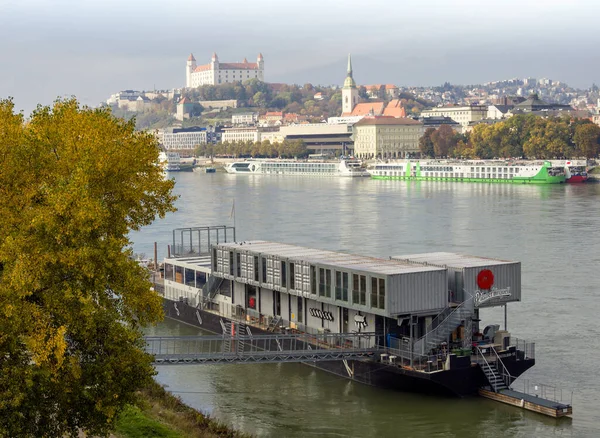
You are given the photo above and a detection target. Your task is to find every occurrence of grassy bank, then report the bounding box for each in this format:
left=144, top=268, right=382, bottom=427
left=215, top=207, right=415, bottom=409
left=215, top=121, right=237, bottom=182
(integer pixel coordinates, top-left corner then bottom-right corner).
left=114, top=380, right=249, bottom=438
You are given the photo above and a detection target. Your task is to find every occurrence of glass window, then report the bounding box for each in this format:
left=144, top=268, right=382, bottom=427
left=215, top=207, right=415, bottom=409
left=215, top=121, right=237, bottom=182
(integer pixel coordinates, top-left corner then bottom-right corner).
left=336, top=271, right=342, bottom=300
left=353, top=274, right=359, bottom=304
left=175, top=265, right=184, bottom=284
left=195, top=271, right=206, bottom=288
left=212, top=248, right=217, bottom=271
left=262, top=257, right=267, bottom=283
left=310, top=265, right=317, bottom=294
left=281, top=261, right=287, bottom=287
left=371, top=277, right=378, bottom=309
left=290, top=263, right=295, bottom=289
left=236, top=253, right=241, bottom=277
left=319, top=268, right=325, bottom=296
left=165, top=263, right=174, bottom=281
left=297, top=296, right=303, bottom=323
left=378, top=278, right=385, bottom=310
left=326, top=269, right=332, bottom=298
left=360, top=275, right=366, bottom=305
left=254, top=256, right=259, bottom=281
left=343, top=273, right=349, bottom=301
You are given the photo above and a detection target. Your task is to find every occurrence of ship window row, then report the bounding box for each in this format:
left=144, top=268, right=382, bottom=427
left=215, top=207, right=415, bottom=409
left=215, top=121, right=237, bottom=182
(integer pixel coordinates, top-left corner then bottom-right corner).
left=164, top=262, right=208, bottom=288
left=470, top=167, right=520, bottom=173
left=215, top=251, right=385, bottom=310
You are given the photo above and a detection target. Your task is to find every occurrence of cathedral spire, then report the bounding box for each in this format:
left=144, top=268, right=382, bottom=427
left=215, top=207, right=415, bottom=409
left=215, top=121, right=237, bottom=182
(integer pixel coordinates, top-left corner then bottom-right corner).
left=347, top=53, right=353, bottom=75
left=343, top=53, right=356, bottom=89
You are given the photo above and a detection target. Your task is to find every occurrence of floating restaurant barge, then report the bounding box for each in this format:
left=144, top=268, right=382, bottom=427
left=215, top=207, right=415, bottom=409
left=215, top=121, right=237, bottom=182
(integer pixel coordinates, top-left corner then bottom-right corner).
left=155, top=226, right=563, bottom=406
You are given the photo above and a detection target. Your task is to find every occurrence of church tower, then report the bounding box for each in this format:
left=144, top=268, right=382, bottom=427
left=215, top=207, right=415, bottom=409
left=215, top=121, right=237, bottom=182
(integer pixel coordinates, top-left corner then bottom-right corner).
left=342, top=54, right=358, bottom=115
left=186, top=53, right=196, bottom=88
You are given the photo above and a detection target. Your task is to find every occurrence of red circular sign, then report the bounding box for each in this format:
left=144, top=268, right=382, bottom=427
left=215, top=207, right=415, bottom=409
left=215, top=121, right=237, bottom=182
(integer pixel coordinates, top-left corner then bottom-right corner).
left=477, top=269, right=494, bottom=290
left=249, top=297, right=256, bottom=309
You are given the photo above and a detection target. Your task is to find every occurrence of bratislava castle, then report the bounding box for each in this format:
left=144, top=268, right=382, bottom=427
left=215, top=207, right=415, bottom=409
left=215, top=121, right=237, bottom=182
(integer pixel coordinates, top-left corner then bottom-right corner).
left=186, top=52, right=264, bottom=88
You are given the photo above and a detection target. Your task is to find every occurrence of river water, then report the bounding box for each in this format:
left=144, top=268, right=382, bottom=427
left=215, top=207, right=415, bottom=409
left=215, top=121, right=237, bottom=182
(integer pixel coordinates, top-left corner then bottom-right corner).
left=133, top=172, right=600, bottom=437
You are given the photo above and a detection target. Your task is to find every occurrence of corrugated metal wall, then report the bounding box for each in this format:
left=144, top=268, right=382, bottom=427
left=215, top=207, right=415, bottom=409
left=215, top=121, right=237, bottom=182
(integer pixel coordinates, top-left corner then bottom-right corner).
left=387, top=270, right=447, bottom=315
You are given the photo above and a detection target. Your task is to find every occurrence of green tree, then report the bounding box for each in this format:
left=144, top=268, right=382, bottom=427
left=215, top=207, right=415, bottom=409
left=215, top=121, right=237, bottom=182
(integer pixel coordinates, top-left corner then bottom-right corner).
left=573, top=123, right=600, bottom=158
left=419, top=128, right=435, bottom=157
left=0, top=98, right=176, bottom=437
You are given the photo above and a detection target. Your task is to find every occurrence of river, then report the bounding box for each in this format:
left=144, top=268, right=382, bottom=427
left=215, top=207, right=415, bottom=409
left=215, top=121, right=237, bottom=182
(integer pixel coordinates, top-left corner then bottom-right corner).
left=133, top=171, right=600, bottom=437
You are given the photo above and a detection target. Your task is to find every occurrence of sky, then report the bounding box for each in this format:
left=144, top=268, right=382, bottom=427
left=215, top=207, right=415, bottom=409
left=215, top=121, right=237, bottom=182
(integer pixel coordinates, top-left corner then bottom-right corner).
left=2, top=0, right=600, bottom=113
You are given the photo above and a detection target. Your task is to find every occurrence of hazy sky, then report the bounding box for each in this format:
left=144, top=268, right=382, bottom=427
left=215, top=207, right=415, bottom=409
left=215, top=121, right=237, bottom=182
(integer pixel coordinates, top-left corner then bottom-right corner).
left=2, top=0, right=600, bottom=113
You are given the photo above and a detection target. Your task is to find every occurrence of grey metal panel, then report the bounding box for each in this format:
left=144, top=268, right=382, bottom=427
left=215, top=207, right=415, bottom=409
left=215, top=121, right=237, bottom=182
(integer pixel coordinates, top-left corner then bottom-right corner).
left=386, top=269, right=448, bottom=315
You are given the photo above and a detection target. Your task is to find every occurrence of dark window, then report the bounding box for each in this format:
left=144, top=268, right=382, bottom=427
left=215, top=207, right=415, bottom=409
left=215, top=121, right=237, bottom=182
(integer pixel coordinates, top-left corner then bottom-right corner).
left=236, top=253, right=241, bottom=277
left=175, top=265, right=184, bottom=284
left=335, top=271, right=342, bottom=300
left=325, top=269, right=332, bottom=298
left=310, top=265, right=316, bottom=294
left=360, top=275, right=366, bottom=305
left=195, top=271, right=206, bottom=287
left=212, top=248, right=217, bottom=271
left=229, top=251, right=234, bottom=275
left=165, top=263, right=174, bottom=281
left=343, top=272, right=349, bottom=301
left=353, top=274, right=359, bottom=304
left=185, top=268, right=195, bottom=286
left=254, top=256, right=259, bottom=281
left=371, top=277, right=378, bottom=308
left=378, top=278, right=385, bottom=310
left=290, top=263, right=295, bottom=289
left=297, top=296, right=303, bottom=323
left=319, top=268, right=325, bottom=296
left=262, top=257, right=267, bottom=283
left=281, top=261, right=287, bottom=287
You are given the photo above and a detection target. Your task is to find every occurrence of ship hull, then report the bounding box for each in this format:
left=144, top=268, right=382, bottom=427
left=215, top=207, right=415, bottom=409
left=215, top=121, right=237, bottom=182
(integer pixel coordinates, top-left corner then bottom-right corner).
left=566, top=175, right=588, bottom=183
left=161, top=298, right=535, bottom=398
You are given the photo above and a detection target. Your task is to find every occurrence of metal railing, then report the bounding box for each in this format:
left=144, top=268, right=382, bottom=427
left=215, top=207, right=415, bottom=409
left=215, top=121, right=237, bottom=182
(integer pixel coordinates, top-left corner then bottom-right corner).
left=512, top=337, right=535, bottom=360
left=475, top=345, right=505, bottom=392
left=490, top=344, right=515, bottom=388
left=386, top=336, right=446, bottom=372
left=516, top=379, right=573, bottom=406
left=146, top=332, right=380, bottom=365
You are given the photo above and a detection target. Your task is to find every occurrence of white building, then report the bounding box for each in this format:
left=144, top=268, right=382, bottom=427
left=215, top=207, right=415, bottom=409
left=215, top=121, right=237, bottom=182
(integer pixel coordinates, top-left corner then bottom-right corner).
left=232, top=113, right=259, bottom=126
left=186, top=53, right=264, bottom=88
left=341, top=54, right=359, bottom=116
left=352, top=117, right=423, bottom=159
left=421, top=105, right=488, bottom=129
left=222, top=127, right=261, bottom=143
left=158, top=127, right=207, bottom=152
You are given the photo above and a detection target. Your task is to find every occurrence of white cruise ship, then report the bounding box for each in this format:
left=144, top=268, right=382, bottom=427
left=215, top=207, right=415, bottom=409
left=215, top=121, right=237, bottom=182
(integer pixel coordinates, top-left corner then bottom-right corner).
left=225, top=159, right=369, bottom=177
left=158, top=151, right=181, bottom=171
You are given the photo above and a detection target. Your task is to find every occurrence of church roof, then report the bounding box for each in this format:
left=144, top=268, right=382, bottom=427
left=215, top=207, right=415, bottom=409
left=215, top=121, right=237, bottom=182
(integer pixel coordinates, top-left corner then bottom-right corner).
left=346, top=102, right=385, bottom=117
left=382, top=99, right=406, bottom=118
left=343, top=54, right=356, bottom=89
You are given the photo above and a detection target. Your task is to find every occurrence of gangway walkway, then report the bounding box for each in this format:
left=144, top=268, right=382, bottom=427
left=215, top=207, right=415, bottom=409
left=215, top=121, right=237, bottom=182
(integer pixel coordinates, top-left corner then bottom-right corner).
left=146, top=332, right=381, bottom=365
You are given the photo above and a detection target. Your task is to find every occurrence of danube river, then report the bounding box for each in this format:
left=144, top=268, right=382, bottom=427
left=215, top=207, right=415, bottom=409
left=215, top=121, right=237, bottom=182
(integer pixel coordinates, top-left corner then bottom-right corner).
left=133, top=171, right=600, bottom=438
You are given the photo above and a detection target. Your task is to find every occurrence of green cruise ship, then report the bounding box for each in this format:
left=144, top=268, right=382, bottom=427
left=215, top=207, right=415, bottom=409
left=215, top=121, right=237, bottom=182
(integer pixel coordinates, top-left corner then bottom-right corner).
left=368, top=160, right=566, bottom=184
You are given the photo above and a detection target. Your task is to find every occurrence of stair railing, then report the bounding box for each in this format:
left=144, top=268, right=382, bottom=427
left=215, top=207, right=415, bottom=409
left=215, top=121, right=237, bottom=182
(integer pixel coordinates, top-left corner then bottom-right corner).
left=490, top=345, right=515, bottom=389
left=475, top=345, right=503, bottom=393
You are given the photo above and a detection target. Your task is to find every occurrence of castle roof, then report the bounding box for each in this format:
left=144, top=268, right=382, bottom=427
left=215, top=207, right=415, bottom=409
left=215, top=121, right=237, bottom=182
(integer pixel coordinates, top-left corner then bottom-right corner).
left=188, top=53, right=196, bottom=62
left=178, top=97, right=192, bottom=105
left=258, top=53, right=263, bottom=60
left=193, top=64, right=211, bottom=72
left=219, top=62, right=259, bottom=69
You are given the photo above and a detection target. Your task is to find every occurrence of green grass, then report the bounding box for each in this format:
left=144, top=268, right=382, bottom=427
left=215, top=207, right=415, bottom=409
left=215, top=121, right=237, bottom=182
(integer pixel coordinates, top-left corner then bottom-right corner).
left=115, top=405, right=185, bottom=438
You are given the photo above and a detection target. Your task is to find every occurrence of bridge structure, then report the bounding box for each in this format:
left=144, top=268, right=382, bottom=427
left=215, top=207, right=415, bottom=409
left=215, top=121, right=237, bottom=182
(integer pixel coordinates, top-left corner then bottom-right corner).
left=146, top=331, right=382, bottom=365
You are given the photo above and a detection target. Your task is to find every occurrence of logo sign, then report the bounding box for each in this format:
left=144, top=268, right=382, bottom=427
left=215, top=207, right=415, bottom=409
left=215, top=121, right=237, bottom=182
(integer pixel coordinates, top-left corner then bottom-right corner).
left=475, top=287, right=511, bottom=306
left=310, top=308, right=334, bottom=322
left=477, top=269, right=494, bottom=290
left=354, top=314, right=368, bottom=329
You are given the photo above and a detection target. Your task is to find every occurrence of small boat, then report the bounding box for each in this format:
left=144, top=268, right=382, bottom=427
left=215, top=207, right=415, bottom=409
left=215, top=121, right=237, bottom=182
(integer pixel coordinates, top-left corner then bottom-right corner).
left=205, top=167, right=216, bottom=173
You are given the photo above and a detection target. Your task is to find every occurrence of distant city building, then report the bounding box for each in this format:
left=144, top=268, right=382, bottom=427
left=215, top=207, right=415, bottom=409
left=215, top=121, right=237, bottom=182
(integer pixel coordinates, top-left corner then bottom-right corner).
left=487, top=105, right=514, bottom=120
left=364, top=84, right=400, bottom=99
left=186, top=52, right=264, bottom=88
left=176, top=97, right=194, bottom=121
left=352, top=116, right=423, bottom=159
left=232, top=113, right=258, bottom=126
left=222, top=127, right=261, bottom=143
left=418, top=116, right=461, bottom=131
left=510, top=94, right=572, bottom=114
left=421, top=105, right=488, bottom=129
left=158, top=127, right=207, bottom=153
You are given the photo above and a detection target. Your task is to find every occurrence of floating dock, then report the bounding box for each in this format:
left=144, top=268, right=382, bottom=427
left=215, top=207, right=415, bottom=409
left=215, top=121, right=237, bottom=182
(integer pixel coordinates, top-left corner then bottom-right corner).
left=479, top=388, right=572, bottom=418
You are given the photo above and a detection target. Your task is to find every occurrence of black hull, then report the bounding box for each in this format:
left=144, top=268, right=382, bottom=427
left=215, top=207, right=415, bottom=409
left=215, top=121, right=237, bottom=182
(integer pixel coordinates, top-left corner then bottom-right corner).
left=162, top=298, right=535, bottom=397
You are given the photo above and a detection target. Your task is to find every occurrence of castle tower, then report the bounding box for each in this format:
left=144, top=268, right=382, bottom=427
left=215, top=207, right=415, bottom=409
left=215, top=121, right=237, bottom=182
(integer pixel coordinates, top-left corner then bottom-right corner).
left=342, top=54, right=358, bottom=115
left=186, top=53, right=196, bottom=88
left=257, top=53, right=264, bottom=81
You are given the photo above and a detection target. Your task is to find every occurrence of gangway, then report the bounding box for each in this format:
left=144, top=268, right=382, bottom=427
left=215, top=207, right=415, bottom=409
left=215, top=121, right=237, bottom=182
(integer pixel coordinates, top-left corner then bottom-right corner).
left=145, top=332, right=381, bottom=365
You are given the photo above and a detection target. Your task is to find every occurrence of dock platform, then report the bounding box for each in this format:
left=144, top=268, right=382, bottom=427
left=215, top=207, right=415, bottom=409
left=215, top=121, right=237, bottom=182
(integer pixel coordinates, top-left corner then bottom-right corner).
left=479, top=388, right=572, bottom=418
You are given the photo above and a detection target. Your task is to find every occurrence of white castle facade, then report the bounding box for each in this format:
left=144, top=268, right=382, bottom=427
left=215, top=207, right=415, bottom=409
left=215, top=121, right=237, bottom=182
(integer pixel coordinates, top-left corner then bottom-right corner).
left=186, top=52, right=264, bottom=88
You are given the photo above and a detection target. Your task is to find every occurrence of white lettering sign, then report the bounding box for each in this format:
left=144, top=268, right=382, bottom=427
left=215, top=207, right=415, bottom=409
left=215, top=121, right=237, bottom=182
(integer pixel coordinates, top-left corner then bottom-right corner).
left=474, top=286, right=511, bottom=306
left=354, top=314, right=368, bottom=329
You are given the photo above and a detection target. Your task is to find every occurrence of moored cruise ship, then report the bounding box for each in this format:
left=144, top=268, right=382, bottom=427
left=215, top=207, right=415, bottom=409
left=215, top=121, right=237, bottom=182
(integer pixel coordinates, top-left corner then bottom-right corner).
left=368, top=160, right=566, bottom=184
left=225, top=159, right=369, bottom=177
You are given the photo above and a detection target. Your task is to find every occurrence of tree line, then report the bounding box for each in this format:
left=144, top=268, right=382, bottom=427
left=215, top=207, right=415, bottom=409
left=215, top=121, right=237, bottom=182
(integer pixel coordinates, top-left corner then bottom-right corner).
left=419, top=115, right=600, bottom=159
left=196, top=139, right=308, bottom=159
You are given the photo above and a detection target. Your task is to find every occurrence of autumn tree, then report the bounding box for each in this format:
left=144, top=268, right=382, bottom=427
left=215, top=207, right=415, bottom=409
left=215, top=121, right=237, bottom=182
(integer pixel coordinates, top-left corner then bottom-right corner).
left=419, top=127, right=435, bottom=157
left=0, top=98, right=176, bottom=437
left=573, top=123, right=600, bottom=158
left=431, top=124, right=458, bottom=157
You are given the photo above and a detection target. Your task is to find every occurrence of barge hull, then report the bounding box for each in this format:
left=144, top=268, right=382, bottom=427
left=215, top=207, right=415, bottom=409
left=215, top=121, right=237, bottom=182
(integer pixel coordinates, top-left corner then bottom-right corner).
left=161, top=298, right=534, bottom=398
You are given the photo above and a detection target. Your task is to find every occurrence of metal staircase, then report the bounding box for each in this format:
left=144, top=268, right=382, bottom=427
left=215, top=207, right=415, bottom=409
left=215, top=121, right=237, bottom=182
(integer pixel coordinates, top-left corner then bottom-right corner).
left=200, top=275, right=224, bottom=306
left=413, top=300, right=472, bottom=356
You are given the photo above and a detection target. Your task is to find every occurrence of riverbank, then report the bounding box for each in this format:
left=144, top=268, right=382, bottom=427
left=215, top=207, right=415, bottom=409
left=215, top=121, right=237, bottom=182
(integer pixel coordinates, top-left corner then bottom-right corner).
left=113, top=380, right=249, bottom=438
